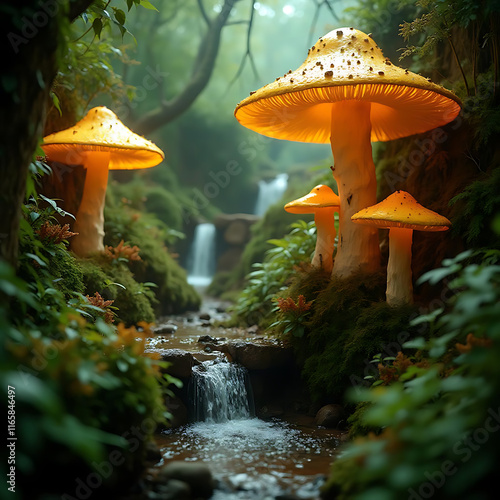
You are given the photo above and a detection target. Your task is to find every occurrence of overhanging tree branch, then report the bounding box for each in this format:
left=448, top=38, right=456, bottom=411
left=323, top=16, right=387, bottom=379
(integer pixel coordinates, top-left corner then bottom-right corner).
left=135, top=0, right=238, bottom=134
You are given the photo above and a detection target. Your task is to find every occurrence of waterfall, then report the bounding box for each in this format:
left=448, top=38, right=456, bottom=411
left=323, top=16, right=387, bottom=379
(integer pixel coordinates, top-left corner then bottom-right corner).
left=254, top=173, right=289, bottom=216
left=187, top=223, right=216, bottom=287
left=189, top=359, right=254, bottom=423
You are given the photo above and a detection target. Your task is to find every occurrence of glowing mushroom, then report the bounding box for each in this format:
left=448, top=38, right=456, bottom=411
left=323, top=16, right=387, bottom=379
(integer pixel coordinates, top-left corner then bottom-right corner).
left=284, top=185, right=340, bottom=274
left=42, top=107, right=164, bottom=256
left=351, top=190, right=451, bottom=306
left=234, top=28, right=461, bottom=279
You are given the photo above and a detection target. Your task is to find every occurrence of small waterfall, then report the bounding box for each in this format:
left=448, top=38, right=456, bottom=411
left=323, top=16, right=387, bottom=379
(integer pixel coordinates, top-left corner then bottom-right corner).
left=187, top=223, right=216, bottom=287
left=189, top=359, right=254, bottom=423
left=254, top=173, right=289, bottom=216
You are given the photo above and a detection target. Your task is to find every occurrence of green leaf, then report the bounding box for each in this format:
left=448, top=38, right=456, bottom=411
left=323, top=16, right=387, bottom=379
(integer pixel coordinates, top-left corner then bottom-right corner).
left=113, top=7, right=126, bottom=25
left=92, top=18, right=103, bottom=38
left=139, top=0, right=158, bottom=11
left=50, top=92, right=62, bottom=116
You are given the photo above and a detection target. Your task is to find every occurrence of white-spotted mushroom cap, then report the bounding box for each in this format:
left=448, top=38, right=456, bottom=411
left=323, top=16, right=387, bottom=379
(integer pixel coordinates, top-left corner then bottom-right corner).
left=42, top=106, right=164, bottom=169
left=285, top=184, right=340, bottom=214
left=235, top=28, right=461, bottom=143
left=351, top=190, right=451, bottom=231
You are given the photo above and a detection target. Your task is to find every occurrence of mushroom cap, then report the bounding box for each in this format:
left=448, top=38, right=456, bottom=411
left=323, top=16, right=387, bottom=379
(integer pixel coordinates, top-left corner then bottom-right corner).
left=42, top=106, right=164, bottom=169
left=285, top=184, right=340, bottom=214
left=351, top=190, right=451, bottom=231
left=235, top=28, right=461, bottom=143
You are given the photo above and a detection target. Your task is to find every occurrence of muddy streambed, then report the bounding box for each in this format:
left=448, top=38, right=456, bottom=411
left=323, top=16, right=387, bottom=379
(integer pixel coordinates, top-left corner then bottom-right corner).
left=147, top=298, right=341, bottom=499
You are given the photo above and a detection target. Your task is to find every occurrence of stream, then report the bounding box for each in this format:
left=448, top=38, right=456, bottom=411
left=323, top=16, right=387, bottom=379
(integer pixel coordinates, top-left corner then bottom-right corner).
left=147, top=298, right=341, bottom=500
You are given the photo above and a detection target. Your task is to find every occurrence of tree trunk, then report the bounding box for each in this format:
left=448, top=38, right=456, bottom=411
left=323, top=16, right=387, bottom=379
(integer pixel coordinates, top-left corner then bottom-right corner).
left=0, top=0, right=95, bottom=266
left=0, top=2, right=60, bottom=266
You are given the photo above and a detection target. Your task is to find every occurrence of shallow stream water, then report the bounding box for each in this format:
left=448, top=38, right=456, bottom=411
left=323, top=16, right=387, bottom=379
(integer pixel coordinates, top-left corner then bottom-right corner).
left=148, top=298, right=340, bottom=499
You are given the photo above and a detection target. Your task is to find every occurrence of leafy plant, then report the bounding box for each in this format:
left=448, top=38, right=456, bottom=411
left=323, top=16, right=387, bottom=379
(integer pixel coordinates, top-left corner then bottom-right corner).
left=323, top=248, right=500, bottom=499
left=230, top=220, right=317, bottom=327
left=271, top=294, right=314, bottom=338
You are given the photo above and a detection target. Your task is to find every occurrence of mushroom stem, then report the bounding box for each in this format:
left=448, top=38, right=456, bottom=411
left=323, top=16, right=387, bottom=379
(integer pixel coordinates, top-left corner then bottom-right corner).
left=312, top=208, right=336, bottom=274
left=386, top=227, right=414, bottom=306
left=71, top=151, right=111, bottom=257
left=330, top=100, right=380, bottom=278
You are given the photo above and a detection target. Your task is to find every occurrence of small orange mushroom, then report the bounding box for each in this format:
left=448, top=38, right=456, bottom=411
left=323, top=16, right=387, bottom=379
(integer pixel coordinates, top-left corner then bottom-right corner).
left=42, top=107, right=164, bottom=256
left=352, top=191, right=450, bottom=306
left=235, top=28, right=461, bottom=279
left=285, top=185, right=340, bottom=273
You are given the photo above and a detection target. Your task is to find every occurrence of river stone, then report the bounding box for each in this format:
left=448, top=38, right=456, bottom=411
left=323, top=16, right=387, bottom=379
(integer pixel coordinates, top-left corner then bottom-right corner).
left=227, top=342, right=294, bottom=370
left=159, top=461, right=214, bottom=499
left=155, top=478, right=191, bottom=500
left=154, top=323, right=178, bottom=335
left=159, top=349, right=195, bottom=378
left=314, top=404, right=344, bottom=428
left=199, top=312, right=211, bottom=321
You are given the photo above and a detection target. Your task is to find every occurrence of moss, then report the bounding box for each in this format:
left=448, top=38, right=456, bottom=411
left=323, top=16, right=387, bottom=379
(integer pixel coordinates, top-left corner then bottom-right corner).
left=282, top=270, right=417, bottom=401
left=48, top=246, right=85, bottom=298
left=78, top=258, right=156, bottom=325
left=143, top=186, right=184, bottom=231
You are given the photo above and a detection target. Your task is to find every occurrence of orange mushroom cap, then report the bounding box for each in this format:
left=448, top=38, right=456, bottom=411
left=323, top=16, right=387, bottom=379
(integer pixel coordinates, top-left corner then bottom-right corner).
left=284, top=184, right=340, bottom=214
left=351, top=190, right=451, bottom=231
left=235, top=28, right=461, bottom=144
left=42, top=106, right=164, bottom=169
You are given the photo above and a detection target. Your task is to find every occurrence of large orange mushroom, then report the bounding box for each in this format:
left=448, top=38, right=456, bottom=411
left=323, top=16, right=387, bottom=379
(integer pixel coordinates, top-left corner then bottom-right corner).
left=351, top=191, right=451, bottom=306
left=284, top=185, right=340, bottom=274
left=235, top=27, right=460, bottom=279
left=42, top=107, right=164, bottom=256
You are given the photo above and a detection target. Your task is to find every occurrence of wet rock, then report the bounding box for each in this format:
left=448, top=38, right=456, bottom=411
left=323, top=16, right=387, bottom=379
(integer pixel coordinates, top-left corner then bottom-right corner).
left=216, top=305, right=227, bottom=313
left=153, top=478, right=191, bottom=500
left=159, top=349, right=195, bottom=378
left=315, top=404, right=344, bottom=428
left=201, top=321, right=211, bottom=327
left=199, top=312, right=211, bottom=321
left=145, top=440, right=162, bottom=464
left=227, top=342, right=294, bottom=370
left=198, top=335, right=218, bottom=343
left=154, top=323, right=178, bottom=335
left=165, top=396, right=188, bottom=428
left=246, top=324, right=259, bottom=334
left=158, top=461, right=214, bottom=499
left=258, top=403, right=284, bottom=418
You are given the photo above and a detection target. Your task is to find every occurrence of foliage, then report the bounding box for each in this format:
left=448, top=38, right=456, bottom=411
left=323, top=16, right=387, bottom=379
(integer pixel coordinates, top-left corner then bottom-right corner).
left=272, top=294, right=313, bottom=338
left=229, top=220, right=317, bottom=327
left=399, top=0, right=500, bottom=94
left=285, top=270, right=417, bottom=401
left=78, top=256, right=156, bottom=325
left=450, top=166, right=500, bottom=247
left=0, top=191, right=175, bottom=498
left=104, top=239, right=142, bottom=262
left=323, top=249, right=500, bottom=500
left=85, top=291, right=116, bottom=323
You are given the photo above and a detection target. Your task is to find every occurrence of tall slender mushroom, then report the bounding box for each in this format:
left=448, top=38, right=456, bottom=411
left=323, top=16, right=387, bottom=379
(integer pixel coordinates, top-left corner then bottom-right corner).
left=351, top=190, right=450, bottom=306
left=284, top=185, right=340, bottom=274
left=234, top=27, right=461, bottom=279
left=42, top=107, right=164, bottom=256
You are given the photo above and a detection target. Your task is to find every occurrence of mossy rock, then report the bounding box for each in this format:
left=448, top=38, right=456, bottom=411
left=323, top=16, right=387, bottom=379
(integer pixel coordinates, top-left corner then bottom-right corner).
left=78, top=258, right=156, bottom=325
